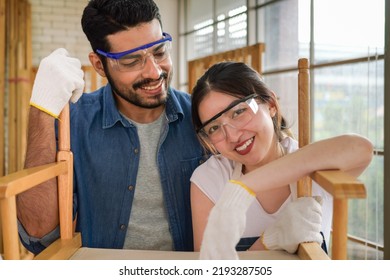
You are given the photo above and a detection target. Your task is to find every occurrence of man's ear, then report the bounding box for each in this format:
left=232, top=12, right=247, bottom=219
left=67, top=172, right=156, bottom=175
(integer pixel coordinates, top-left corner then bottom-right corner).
left=89, top=52, right=106, bottom=77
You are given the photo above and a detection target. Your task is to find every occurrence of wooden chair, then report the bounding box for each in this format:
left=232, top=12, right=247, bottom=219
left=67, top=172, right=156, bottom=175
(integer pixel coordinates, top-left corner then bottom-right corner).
left=0, top=104, right=82, bottom=260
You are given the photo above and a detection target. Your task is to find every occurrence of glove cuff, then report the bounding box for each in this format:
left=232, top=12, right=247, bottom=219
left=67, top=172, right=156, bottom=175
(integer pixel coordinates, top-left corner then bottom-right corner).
left=260, top=233, right=269, bottom=250
left=30, top=102, right=60, bottom=119
left=219, top=180, right=256, bottom=210
left=30, top=84, right=69, bottom=118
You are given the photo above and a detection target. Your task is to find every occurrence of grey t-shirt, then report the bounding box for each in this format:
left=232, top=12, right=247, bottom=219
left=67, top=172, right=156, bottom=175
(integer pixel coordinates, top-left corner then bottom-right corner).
left=122, top=111, right=173, bottom=250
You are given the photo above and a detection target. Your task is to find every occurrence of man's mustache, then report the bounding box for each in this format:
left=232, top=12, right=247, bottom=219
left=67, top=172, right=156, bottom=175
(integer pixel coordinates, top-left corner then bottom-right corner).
left=133, top=72, right=168, bottom=90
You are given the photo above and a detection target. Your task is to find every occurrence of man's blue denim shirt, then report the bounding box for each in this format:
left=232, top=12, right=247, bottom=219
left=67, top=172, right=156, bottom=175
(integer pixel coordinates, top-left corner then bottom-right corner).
left=19, top=84, right=208, bottom=254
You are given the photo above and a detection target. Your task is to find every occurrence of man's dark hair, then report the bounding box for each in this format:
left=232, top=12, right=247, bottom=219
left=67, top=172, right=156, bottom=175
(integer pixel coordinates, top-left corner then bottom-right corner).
left=81, top=0, right=162, bottom=52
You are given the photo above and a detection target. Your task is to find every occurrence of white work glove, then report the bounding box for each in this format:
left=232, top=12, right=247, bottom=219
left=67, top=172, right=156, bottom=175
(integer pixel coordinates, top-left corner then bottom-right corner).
left=30, top=48, right=85, bottom=118
left=199, top=180, right=256, bottom=260
left=261, top=196, right=323, bottom=254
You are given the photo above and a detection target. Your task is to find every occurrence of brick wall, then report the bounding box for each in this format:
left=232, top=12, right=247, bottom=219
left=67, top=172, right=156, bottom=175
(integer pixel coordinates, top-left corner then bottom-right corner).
left=29, top=0, right=179, bottom=87
left=30, top=0, right=90, bottom=66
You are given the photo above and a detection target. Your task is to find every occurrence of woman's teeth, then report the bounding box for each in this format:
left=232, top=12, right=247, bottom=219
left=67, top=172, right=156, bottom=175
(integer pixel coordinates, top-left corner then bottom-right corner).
left=236, top=137, right=254, bottom=152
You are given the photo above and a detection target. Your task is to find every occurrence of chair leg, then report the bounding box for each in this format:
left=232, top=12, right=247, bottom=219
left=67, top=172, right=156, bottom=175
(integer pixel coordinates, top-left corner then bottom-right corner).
left=0, top=196, right=20, bottom=260
left=332, top=199, right=348, bottom=260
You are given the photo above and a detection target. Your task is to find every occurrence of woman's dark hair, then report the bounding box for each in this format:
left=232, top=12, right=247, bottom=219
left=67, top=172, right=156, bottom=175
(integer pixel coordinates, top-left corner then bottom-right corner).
left=191, top=61, right=292, bottom=151
left=81, top=0, right=162, bottom=53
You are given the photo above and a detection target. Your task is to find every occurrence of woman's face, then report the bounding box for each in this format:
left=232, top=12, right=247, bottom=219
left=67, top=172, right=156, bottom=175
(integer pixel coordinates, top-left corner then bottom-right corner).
left=198, top=90, right=278, bottom=172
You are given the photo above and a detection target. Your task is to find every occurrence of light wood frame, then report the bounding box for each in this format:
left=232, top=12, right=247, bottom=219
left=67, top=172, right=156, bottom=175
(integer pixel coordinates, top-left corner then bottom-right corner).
left=0, top=105, right=81, bottom=260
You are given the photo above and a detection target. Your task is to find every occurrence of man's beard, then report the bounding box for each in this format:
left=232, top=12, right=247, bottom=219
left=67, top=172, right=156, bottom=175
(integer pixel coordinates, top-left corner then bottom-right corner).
left=106, top=69, right=171, bottom=109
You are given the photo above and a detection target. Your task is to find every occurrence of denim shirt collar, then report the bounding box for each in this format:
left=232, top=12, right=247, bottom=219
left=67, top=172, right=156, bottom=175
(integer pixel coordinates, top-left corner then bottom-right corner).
left=102, top=83, right=184, bottom=129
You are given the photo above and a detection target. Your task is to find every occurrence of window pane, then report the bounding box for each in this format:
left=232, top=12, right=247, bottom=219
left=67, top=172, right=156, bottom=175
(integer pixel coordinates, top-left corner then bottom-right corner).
left=349, top=154, right=384, bottom=258
left=216, top=0, right=247, bottom=52
left=264, top=72, right=299, bottom=138
left=186, top=0, right=213, bottom=32
left=313, top=0, right=385, bottom=63
left=187, top=26, right=214, bottom=60
left=186, top=0, right=214, bottom=60
left=216, top=0, right=246, bottom=15
left=313, top=60, right=384, bottom=150
left=258, top=0, right=310, bottom=71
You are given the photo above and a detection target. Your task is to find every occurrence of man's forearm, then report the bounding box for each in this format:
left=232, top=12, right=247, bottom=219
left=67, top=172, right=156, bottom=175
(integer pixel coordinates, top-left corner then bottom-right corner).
left=16, top=107, right=59, bottom=238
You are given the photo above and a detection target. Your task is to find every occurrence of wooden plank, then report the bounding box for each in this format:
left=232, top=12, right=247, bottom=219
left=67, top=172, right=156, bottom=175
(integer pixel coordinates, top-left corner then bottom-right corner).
left=297, top=58, right=312, bottom=197
left=6, top=0, right=17, bottom=173
left=310, top=170, right=366, bottom=199
left=33, top=233, right=82, bottom=260
left=0, top=196, right=20, bottom=259
left=0, top=0, right=6, bottom=177
left=297, top=242, right=330, bottom=260
left=15, top=0, right=31, bottom=171
left=331, top=199, right=348, bottom=259
left=57, top=104, right=73, bottom=240
left=25, top=1, right=32, bottom=70
left=0, top=0, right=7, bottom=258
left=15, top=68, right=30, bottom=170
left=0, top=161, right=68, bottom=198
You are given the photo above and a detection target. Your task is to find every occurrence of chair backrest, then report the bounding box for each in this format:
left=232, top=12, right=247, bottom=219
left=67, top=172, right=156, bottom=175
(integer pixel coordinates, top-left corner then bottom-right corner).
left=296, top=58, right=367, bottom=260
left=0, top=104, right=81, bottom=260
left=297, top=58, right=312, bottom=196
left=188, top=43, right=265, bottom=93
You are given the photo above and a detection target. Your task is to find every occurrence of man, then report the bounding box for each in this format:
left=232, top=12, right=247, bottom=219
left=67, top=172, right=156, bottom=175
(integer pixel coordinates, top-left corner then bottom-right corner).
left=17, top=0, right=207, bottom=254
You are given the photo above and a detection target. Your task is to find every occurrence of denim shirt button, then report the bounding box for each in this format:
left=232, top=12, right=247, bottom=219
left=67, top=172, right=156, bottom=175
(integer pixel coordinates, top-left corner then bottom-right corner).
left=128, top=185, right=134, bottom=191
left=120, top=224, right=126, bottom=230
left=134, top=148, right=139, bottom=154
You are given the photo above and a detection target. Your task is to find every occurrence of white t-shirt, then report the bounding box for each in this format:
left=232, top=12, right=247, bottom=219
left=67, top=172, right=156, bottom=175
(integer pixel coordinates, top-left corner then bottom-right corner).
left=190, top=137, right=333, bottom=245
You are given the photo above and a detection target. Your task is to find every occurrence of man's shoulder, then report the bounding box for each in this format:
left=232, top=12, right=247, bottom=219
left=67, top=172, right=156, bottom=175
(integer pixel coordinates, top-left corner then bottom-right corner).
left=169, top=87, right=191, bottom=102
left=69, top=85, right=108, bottom=119
left=166, top=87, right=192, bottom=116
left=79, top=86, right=106, bottom=103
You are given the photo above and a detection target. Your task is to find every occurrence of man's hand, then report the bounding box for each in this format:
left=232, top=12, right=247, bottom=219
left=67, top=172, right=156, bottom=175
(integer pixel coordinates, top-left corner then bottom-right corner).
left=30, top=48, right=85, bottom=118
left=261, top=196, right=323, bottom=254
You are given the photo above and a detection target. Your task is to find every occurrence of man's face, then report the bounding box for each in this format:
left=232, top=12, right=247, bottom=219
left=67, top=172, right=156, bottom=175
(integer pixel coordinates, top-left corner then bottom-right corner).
left=103, top=19, right=173, bottom=109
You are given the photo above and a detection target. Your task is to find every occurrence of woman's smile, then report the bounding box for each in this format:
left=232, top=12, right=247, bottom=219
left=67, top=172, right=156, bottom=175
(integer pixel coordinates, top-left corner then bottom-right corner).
left=235, top=136, right=255, bottom=155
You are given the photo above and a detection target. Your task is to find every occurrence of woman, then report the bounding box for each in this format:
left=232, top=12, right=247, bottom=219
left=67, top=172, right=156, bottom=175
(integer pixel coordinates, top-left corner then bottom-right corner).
left=190, top=61, right=373, bottom=259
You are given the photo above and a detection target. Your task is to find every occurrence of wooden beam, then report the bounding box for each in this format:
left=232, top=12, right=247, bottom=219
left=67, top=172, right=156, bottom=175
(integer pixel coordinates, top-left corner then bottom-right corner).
left=6, top=0, right=17, bottom=173
left=0, top=0, right=5, bottom=177
left=16, top=0, right=31, bottom=171
left=310, top=170, right=366, bottom=199
left=0, top=0, right=6, bottom=258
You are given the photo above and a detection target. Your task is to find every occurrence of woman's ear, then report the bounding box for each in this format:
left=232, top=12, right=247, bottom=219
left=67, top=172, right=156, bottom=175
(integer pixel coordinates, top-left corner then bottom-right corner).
left=268, top=91, right=278, bottom=117
left=89, top=52, right=106, bottom=77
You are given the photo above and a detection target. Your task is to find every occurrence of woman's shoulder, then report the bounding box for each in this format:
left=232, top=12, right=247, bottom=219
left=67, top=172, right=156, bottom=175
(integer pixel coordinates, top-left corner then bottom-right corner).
left=190, top=155, right=236, bottom=202
left=192, top=154, right=234, bottom=178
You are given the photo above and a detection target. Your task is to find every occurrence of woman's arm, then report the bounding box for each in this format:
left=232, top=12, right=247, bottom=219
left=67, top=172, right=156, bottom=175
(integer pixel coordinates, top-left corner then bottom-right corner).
left=191, top=182, right=214, bottom=251
left=240, top=134, right=373, bottom=194
left=191, top=182, right=267, bottom=251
